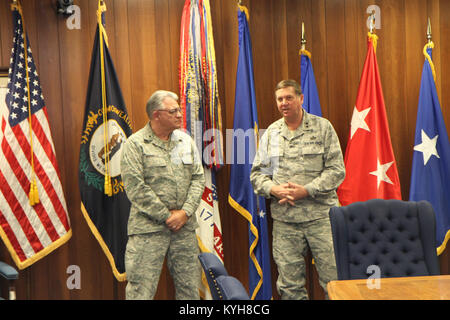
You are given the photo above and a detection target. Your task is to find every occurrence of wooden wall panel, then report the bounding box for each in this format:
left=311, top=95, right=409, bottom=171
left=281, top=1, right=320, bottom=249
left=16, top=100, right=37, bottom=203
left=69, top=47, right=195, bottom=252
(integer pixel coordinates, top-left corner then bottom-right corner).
left=438, top=0, right=450, bottom=276
left=0, top=0, right=449, bottom=300
left=378, top=0, right=408, bottom=198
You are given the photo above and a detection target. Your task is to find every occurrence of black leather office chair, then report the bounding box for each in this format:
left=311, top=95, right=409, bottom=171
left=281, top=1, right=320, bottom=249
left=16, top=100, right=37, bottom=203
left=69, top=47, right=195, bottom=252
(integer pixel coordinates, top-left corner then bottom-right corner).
left=0, top=261, right=18, bottom=300
left=198, top=252, right=249, bottom=300
left=329, top=199, right=440, bottom=280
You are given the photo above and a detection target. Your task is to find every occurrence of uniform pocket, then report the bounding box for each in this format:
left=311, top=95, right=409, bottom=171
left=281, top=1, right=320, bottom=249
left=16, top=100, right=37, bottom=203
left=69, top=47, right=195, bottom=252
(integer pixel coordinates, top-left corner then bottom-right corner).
left=302, top=145, right=324, bottom=172
left=142, top=150, right=167, bottom=178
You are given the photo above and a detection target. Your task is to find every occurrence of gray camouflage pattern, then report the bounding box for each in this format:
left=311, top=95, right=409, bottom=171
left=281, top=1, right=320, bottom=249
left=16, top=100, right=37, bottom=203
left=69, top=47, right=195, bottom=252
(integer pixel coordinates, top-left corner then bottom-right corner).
left=121, top=123, right=204, bottom=300
left=250, top=109, right=344, bottom=299
left=250, top=110, right=345, bottom=222
left=121, top=123, right=205, bottom=235
left=273, top=219, right=337, bottom=299
left=125, top=229, right=200, bottom=300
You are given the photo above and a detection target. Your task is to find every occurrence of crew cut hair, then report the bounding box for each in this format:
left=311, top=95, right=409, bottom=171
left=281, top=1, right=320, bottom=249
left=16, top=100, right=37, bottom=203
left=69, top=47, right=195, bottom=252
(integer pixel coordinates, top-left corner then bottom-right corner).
left=275, top=79, right=303, bottom=96
left=146, top=90, right=179, bottom=119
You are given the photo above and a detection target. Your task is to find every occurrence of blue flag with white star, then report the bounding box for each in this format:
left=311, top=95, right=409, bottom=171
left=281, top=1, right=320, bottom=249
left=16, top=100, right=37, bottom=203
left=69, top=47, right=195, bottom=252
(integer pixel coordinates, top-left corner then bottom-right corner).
left=228, top=6, right=272, bottom=300
left=409, top=45, right=450, bottom=255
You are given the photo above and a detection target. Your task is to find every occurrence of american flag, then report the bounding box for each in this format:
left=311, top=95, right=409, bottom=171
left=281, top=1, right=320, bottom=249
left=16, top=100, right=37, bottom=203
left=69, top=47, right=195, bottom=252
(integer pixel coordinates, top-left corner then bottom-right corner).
left=0, top=5, right=71, bottom=269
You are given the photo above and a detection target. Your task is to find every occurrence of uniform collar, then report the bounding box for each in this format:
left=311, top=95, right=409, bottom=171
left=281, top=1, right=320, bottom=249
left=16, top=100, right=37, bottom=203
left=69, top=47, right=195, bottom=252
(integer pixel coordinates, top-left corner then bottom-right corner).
left=143, top=122, right=184, bottom=148
left=279, top=108, right=311, bottom=139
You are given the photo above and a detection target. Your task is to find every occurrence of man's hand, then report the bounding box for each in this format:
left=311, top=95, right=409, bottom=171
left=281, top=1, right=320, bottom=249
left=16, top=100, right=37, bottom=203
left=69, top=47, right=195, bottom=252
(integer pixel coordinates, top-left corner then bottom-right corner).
left=286, top=182, right=309, bottom=200
left=275, top=182, right=309, bottom=206
left=166, top=209, right=188, bottom=232
left=270, top=183, right=291, bottom=199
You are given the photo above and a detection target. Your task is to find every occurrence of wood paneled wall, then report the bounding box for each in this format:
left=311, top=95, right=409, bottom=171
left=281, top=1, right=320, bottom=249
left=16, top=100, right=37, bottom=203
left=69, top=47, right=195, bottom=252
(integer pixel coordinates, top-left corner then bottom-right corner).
left=0, top=0, right=449, bottom=300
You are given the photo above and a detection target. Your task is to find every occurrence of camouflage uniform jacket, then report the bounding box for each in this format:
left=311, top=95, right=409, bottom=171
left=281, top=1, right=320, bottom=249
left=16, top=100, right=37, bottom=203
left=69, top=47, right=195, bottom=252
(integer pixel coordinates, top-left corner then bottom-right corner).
left=250, top=109, right=345, bottom=223
left=121, top=123, right=205, bottom=235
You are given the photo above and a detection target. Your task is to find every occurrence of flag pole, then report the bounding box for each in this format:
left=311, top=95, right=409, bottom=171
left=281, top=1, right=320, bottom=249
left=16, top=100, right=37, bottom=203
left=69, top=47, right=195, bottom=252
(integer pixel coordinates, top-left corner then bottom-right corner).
left=369, top=12, right=375, bottom=34
left=427, top=18, right=432, bottom=43
left=423, top=18, right=436, bottom=82
left=301, top=22, right=306, bottom=51
left=10, top=0, right=40, bottom=206
left=299, top=22, right=310, bottom=58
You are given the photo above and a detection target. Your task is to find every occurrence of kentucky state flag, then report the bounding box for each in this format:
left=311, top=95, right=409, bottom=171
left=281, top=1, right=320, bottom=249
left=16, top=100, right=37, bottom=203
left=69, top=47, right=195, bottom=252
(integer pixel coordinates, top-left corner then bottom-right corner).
left=228, top=5, right=272, bottom=300
left=409, top=43, right=450, bottom=255
left=78, top=2, right=132, bottom=281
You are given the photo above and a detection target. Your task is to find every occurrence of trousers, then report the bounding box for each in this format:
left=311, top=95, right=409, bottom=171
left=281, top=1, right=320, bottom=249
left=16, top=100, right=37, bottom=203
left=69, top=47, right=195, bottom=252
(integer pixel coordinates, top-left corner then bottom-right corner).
left=125, top=228, right=200, bottom=300
left=272, top=217, right=337, bottom=300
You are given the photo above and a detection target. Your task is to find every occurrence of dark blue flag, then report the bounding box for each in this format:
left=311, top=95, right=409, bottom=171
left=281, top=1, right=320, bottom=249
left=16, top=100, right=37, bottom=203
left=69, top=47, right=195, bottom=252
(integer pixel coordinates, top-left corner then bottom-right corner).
left=228, top=6, right=272, bottom=300
left=78, top=2, right=132, bottom=281
left=300, top=51, right=322, bottom=116
left=409, top=44, right=450, bottom=255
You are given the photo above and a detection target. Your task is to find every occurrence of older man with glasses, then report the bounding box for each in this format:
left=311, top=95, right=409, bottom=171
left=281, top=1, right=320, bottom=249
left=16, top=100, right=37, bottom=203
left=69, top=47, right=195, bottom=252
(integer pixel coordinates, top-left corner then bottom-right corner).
left=120, top=90, right=205, bottom=300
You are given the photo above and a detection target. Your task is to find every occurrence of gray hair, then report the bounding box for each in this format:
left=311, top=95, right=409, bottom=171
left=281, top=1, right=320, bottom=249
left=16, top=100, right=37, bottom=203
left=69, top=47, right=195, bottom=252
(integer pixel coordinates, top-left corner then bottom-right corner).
left=146, top=90, right=179, bottom=119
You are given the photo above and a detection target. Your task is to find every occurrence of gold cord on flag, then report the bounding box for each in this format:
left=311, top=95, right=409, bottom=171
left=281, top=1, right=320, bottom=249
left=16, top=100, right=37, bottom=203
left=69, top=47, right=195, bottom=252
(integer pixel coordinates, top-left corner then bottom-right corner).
left=368, top=32, right=378, bottom=53
left=12, top=1, right=40, bottom=206
left=423, top=42, right=436, bottom=83
left=299, top=49, right=311, bottom=59
left=98, top=0, right=112, bottom=196
left=238, top=4, right=249, bottom=21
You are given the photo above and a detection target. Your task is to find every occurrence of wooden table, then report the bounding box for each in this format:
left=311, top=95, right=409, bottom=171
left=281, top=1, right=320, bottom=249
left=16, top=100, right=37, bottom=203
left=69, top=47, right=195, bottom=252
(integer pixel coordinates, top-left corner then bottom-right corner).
left=327, top=275, right=450, bottom=300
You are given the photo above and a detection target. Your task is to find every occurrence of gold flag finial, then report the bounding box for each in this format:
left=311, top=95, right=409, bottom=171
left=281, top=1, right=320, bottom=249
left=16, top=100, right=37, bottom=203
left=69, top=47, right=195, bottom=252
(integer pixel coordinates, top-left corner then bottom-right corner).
left=427, top=18, right=432, bottom=43
left=11, top=0, right=20, bottom=11
left=299, top=22, right=311, bottom=58
left=369, top=12, right=376, bottom=34
left=301, top=22, right=306, bottom=50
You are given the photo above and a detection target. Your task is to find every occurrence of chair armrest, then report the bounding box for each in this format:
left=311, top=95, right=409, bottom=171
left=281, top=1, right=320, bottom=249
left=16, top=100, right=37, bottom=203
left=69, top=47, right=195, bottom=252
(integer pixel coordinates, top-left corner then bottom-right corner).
left=0, top=261, right=19, bottom=280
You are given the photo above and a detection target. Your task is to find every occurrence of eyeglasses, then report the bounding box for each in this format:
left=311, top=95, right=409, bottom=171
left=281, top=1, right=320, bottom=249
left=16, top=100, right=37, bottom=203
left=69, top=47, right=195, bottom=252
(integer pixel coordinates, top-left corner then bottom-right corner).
left=158, top=107, right=183, bottom=115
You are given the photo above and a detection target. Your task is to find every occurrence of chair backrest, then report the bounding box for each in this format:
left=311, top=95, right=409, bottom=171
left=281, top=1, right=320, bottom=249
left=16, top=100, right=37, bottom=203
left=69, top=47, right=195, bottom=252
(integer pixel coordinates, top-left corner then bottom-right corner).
left=215, top=275, right=250, bottom=300
left=198, top=252, right=249, bottom=300
left=198, top=252, right=229, bottom=300
left=329, top=199, right=440, bottom=280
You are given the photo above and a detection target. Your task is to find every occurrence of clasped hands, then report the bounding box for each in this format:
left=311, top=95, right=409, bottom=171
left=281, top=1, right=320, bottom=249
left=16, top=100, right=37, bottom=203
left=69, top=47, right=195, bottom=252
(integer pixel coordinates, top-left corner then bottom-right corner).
left=166, top=209, right=188, bottom=232
left=270, top=182, right=309, bottom=206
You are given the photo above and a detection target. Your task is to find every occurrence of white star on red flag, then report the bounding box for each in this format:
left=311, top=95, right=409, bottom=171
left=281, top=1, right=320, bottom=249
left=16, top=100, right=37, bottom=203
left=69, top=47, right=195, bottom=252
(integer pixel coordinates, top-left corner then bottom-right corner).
left=350, top=106, right=371, bottom=139
left=370, top=160, right=394, bottom=188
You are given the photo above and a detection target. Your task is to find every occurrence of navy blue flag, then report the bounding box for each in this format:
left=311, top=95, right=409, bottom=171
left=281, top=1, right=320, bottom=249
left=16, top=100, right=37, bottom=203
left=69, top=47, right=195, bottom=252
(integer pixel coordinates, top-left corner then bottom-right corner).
left=409, top=44, right=450, bottom=255
left=300, top=50, right=322, bottom=116
left=228, top=5, right=272, bottom=300
left=78, top=2, right=132, bottom=281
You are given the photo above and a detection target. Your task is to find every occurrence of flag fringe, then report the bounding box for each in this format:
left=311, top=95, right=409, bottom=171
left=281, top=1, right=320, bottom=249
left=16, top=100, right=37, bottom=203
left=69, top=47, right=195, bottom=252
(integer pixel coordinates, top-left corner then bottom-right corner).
left=81, top=202, right=127, bottom=282
left=437, top=229, right=450, bottom=256
left=228, top=195, right=264, bottom=300
left=0, top=225, right=71, bottom=270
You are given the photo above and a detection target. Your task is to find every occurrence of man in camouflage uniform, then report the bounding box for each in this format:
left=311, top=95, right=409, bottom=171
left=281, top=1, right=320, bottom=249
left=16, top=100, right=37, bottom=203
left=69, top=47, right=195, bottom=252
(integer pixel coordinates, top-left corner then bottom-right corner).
left=120, top=90, right=204, bottom=300
left=250, top=79, right=345, bottom=299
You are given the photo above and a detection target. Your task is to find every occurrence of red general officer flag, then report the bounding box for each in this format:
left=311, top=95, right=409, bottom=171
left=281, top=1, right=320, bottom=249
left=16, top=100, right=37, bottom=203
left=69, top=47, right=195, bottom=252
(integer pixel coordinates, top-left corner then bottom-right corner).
left=337, top=33, right=401, bottom=206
